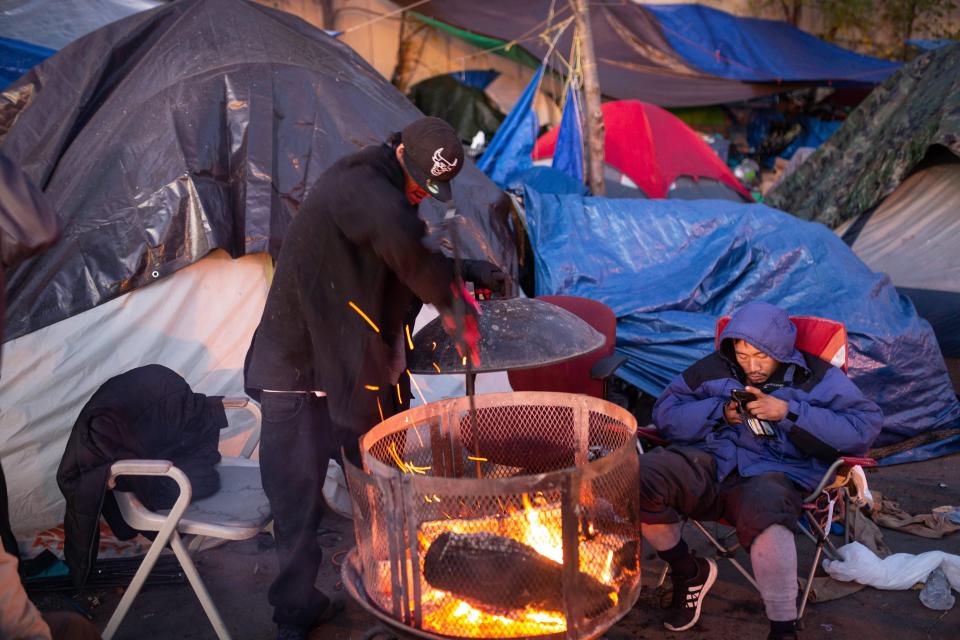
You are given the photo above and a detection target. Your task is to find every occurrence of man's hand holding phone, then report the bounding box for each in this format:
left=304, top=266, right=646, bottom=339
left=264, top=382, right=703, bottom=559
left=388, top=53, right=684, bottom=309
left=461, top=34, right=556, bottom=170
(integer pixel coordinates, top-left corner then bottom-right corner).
left=723, top=398, right=743, bottom=425
left=729, top=388, right=782, bottom=437
left=743, top=386, right=789, bottom=422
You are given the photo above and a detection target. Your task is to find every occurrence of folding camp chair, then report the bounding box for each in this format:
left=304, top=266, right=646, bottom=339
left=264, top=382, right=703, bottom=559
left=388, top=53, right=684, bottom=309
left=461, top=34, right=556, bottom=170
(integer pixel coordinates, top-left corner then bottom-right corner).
left=638, top=315, right=877, bottom=623
left=102, top=397, right=269, bottom=640
left=507, top=295, right=627, bottom=399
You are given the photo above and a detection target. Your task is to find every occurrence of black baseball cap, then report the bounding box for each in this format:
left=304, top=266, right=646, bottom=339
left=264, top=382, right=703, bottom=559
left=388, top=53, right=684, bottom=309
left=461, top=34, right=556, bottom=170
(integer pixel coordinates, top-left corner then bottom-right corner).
left=399, top=117, right=464, bottom=202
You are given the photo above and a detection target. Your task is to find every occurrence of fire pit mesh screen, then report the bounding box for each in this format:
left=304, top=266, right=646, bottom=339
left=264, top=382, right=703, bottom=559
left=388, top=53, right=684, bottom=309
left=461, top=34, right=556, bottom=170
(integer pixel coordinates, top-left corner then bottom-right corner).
left=346, top=392, right=641, bottom=640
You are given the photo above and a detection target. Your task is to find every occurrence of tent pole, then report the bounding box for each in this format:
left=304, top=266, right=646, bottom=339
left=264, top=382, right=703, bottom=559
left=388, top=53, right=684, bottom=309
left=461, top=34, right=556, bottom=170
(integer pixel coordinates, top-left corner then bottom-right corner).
left=571, top=0, right=606, bottom=196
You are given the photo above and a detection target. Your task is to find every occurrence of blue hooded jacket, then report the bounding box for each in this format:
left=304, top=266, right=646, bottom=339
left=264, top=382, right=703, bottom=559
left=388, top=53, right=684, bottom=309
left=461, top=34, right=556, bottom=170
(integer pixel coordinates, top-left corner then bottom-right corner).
left=652, top=302, right=883, bottom=490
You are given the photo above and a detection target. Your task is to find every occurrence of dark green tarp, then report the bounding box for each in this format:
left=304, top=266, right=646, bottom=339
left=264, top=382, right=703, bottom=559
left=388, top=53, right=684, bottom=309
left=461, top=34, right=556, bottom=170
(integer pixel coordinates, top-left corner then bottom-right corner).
left=766, top=43, right=960, bottom=228
left=408, top=75, right=505, bottom=143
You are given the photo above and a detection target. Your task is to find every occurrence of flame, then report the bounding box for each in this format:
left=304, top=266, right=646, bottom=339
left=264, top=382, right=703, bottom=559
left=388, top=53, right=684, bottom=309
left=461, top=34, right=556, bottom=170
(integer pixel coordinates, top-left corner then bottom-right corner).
left=521, top=494, right=564, bottom=564
left=600, top=549, right=615, bottom=584
left=391, top=493, right=625, bottom=637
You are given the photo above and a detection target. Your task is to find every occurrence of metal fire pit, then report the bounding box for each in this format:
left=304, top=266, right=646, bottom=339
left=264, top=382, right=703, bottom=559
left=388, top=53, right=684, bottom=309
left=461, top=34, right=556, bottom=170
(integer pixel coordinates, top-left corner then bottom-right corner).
left=343, top=392, right=641, bottom=640
left=407, top=298, right=605, bottom=375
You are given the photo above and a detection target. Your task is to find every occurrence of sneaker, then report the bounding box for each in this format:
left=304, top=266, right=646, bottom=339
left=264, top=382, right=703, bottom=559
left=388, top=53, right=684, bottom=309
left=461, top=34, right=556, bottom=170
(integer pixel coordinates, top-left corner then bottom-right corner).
left=663, top=556, right=718, bottom=632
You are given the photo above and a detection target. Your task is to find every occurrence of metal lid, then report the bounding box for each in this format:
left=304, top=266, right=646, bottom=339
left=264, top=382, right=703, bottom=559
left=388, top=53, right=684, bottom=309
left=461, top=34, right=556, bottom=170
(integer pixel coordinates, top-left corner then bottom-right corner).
left=407, top=297, right=605, bottom=374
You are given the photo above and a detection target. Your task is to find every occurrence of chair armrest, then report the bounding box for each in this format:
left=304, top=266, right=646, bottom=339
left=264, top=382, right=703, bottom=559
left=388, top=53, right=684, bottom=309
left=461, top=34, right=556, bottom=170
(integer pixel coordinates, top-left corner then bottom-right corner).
left=108, top=459, right=173, bottom=485
left=590, top=353, right=628, bottom=381
left=222, top=397, right=262, bottom=459
left=637, top=427, right=670, bottom=448
left=108, top=459, right=190, bottom=499
left=841, top=456, right=877, bottom=468
left=107, top=460, right=193, bottom=535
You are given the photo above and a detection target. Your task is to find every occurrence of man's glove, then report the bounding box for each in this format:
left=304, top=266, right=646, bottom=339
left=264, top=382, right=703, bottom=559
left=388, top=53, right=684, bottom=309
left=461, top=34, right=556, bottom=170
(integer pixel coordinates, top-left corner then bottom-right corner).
left=460, top=259, right=507, bottom=296
left=441, top=282, right=482, bottom=368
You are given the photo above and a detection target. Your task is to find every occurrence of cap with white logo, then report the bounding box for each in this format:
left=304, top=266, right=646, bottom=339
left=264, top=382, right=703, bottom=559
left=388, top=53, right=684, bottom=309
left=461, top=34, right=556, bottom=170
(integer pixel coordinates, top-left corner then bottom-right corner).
left=399, top=117, right=464, bottom=202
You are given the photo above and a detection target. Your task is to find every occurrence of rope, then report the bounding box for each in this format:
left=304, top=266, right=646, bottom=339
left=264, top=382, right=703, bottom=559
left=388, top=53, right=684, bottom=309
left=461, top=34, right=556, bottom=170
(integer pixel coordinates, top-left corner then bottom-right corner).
left=343, top=0, right=434, bottom=34
left=447, top=14, right=574, bottom=66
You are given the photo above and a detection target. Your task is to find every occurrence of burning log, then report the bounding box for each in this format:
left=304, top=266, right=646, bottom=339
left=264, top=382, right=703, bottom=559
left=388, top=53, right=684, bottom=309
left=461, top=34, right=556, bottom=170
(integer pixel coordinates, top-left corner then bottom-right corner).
left=423, top=531, right=614, bottom=615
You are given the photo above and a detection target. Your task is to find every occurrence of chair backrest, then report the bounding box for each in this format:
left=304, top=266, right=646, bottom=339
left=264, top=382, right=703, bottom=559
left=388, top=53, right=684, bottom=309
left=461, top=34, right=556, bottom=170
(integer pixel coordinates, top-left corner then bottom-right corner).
left=715, top=314, right=848, bottom=372
left=507, top=295, right=616, bottom=398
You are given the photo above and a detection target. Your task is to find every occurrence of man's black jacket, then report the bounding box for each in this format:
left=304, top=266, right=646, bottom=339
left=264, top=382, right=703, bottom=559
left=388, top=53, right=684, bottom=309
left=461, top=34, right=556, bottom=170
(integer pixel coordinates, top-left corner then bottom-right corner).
left=57, top=365, right=226, bottom=586
left=244, top=142, right=456, bottom=436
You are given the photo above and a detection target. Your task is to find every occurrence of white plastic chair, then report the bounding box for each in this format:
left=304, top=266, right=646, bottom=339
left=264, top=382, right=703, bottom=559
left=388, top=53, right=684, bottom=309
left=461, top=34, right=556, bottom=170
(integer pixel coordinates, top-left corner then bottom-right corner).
left=102, top=397, right=268, bottom=640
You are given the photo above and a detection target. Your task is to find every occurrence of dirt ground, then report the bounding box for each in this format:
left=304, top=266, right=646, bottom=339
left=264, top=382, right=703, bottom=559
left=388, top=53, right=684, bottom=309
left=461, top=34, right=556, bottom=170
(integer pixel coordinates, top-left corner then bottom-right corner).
left=32, top=452, right=960, bottom=639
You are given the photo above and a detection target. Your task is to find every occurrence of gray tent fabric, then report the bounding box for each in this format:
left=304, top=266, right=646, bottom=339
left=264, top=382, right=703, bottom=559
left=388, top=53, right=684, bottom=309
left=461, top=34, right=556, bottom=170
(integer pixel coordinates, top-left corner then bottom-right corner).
left=0, top=0, right=515, bottom=341
left=767, top=43, right=960, bottom=228
left=668, top=176, right=748, bottom=202
left=0, top=0, right=163, bottom=49
left=837, top=164, right=960, bottom=357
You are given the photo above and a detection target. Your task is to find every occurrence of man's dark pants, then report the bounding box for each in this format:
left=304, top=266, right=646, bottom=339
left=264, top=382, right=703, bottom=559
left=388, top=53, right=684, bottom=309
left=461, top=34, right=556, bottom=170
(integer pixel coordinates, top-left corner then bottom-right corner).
left=638, top=446, right=803, bottom=549
left=259, top=392, right=340, bottom=628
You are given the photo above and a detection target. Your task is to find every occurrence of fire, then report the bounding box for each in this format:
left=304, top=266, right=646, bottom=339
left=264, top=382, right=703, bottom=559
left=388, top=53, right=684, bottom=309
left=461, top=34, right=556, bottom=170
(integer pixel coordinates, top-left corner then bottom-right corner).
left=379, top=493, right=629, bottom=638
left=521, top=494, right=564, bottom=564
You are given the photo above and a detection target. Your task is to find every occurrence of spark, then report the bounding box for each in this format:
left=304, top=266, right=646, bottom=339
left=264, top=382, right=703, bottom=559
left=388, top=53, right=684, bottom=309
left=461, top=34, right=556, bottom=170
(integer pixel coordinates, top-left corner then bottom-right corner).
left=431, top=341, right=437, bottom=351
left=376, top=397, right=385, bottom=423
left=348, top=301, right=380, bottom=333
left=431, top=362, right=441, bottom=373
left=467, top=455, right=488, bottom=462
left=462, top=356, right=467, bottom=366
left=405, top=324, right=415, bottom=350
left=386, top=441, right=430, bottom=475
left=364, top=384, right=380, bottom=391
left=395, top=384, right=402, bottom=404
left=407, top=369, right=428, bottom=404
left=413, top=425, right=425, bottom=447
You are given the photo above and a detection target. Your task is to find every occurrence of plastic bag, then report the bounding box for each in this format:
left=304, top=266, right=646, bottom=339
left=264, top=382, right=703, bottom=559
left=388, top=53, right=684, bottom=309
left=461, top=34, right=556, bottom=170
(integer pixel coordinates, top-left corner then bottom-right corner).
left=919, top=568, right=956, bottom=610
left=823, top=542, right=960, bottom=592
left=322, top=460, right=353, bottom=520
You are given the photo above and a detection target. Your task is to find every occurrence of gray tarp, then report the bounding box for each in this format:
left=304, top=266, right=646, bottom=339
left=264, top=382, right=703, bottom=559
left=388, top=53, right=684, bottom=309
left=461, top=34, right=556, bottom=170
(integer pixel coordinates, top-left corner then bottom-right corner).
left=0, top=0, right=517, bottom=341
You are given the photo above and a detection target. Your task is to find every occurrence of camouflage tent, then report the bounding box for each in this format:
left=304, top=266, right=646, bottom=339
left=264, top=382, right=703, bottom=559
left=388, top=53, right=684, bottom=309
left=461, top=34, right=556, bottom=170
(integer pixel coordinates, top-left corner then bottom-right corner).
left=766, top=43, right=960, bottom=228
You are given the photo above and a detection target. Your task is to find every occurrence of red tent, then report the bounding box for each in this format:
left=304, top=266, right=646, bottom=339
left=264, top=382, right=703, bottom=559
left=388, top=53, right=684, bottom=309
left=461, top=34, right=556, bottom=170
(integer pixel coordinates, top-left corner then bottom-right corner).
left=533, top=100, right=751, bottom=199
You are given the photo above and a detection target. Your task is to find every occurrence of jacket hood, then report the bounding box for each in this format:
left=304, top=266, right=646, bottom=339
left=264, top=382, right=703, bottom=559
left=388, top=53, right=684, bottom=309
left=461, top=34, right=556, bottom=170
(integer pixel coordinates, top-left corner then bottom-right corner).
left=719, top=301, right=807, bottom=370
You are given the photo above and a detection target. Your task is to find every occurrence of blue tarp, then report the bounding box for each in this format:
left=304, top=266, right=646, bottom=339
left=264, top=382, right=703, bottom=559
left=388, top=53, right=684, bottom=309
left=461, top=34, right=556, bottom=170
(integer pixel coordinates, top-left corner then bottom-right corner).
left=450, top=69, right=500, bottom=90
left=645, top=4, right=899, bottom=83
left=522, top=188, right=960, bottom=446
left=509, top=167, right=588, bottom=196
left=781, top=117, right=843, bottom=159
left=552, top=84, right=584, bottom=184
left=907, top=39, right=956, bottom=51
left=0, top=37, right=54, bottom=88
left=477, top=65, right=543, bottom=186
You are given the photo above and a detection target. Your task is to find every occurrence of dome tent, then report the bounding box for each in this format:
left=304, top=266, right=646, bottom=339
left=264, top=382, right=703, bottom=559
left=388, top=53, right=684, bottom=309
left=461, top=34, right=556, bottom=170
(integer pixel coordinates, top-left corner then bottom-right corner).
left=532, top=100, right=751, bottom=201
left=0, top=0, right=515, bottom=539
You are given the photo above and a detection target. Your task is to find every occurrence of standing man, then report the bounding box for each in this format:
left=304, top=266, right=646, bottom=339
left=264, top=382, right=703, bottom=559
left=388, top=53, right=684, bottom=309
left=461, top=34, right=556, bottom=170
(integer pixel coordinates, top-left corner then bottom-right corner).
left=244, top=117, right=505, bottom=640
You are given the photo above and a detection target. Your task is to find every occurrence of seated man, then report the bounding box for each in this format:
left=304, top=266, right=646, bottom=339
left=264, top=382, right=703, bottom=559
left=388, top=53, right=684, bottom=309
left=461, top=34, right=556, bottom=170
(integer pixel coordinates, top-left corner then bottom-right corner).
left=639, top=301, right=882, bottom=639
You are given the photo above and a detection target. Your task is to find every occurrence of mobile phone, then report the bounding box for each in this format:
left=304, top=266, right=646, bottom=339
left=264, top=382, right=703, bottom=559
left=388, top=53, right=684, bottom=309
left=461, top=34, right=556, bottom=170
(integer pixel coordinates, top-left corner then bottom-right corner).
left=730, top=389, right=776, bottom=438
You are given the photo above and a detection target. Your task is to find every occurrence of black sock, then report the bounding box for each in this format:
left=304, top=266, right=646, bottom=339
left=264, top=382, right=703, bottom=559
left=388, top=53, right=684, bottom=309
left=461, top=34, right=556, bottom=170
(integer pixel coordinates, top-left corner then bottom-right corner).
left=770, top=620, right=796, bottom=636
left=657, top=539, right=698, bottom=580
